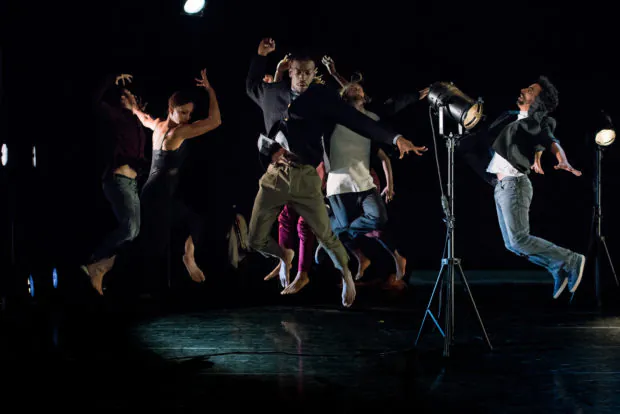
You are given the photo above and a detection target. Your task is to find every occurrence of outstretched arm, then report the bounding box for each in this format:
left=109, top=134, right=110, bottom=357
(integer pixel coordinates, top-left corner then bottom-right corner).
left=533, top=117, right=580, bottom=176
left=320, top=88, right=427, bottom=159
left=246, top=38, right=276, bottom=105
left=172, top=69, right=221, bottom=141
left=550, top=142, right=581, bottom=176
left=131, top=106, right=159, bottom=131
left=381, top=87, right=430, bottom=117
left=321, top=56, right=349, bottom=88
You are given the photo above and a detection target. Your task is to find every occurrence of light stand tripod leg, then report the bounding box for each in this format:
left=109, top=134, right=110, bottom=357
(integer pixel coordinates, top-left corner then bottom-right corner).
left=415, top=263, right=447, bottom=346
left=600, top=237, right=619, bottom=287
left=437, top=232, right=449, bottom=320
left=456, top=262, right=493, bottom=350
left=443, top=261, right=456, bottom=357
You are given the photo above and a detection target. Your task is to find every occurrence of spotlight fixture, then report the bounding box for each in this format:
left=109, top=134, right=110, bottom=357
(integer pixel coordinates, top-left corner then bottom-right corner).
left=595, top=110, right=615, bottom=147
left=427, top=82, right=483, bottom=130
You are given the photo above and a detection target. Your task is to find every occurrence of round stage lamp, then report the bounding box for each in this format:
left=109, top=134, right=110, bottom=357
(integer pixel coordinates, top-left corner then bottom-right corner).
left=596, top=129, right=616, bottom=146
left=183, top=0, right=205, bottom=14
left=1, top=143, right=7, bottom=166
left=428, top=82, right=483, bottom=130
left=595, top=111, right=615, bottom=146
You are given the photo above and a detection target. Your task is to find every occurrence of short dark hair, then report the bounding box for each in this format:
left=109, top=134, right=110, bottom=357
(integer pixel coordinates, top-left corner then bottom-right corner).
left=536, top=75, right=559, bottom=113
left=168, top=90, right=194, bottom=112
left=288, top=51, right=316, bottom=66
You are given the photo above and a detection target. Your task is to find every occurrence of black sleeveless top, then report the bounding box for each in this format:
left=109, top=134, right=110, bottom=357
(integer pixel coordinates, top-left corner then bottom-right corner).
left=142, top=129, right=188, bottom=199
left=149, top=129, right=187, bottom=177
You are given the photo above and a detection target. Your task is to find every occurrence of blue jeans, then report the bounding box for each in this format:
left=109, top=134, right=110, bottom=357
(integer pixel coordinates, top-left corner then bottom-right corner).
left=494, top=176, right=580, bottom=281
left=90, top=174, right=140, bottom=262
left=328, top=188, right=396, bottom=253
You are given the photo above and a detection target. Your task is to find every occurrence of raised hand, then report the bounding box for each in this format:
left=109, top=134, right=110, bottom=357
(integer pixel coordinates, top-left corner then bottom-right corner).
left=276, top=53, right=291, bottom=73
left=258, top=38, right=276, bottom=56
left=195, top=69, right=211, bottom=90
left=125, top=92, right=138, bottom=110
left=396, top=137, right=428, bottom=159
left=321, top=55, right=336, bottom=74
left=134, top=95, right=148, bottom=112
left=115, top=74, right=133, bottom=86
left=419, top=87, right=430, bottom=100
left=554, top=161, right=581, bottom=176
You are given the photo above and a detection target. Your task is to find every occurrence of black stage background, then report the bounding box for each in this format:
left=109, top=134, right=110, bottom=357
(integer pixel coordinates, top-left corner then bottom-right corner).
left=1, top=0, right=619, bottom=300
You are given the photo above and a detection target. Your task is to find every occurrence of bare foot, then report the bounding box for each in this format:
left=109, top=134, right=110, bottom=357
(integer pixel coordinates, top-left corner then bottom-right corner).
left=382, top=273, right=407, bottom=291
left=281, top=271, right=310, bottom=295
left=278, top=248, right=295, bottom=289
left=341, top=268, right=356, bottom=307
left=183, top=254, right=206, bottom=283
left=264, top=262, right=281, bottom=281
left=83, top=256, right=116, bottom=295
left=394, top=250, right=407, bottom=281
left=265, top=248, right=295, bottom=281
left=355, top=253, right=371, bottom=280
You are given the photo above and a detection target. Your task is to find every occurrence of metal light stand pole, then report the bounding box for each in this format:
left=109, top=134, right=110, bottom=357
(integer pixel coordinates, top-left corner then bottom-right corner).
left=591, top=145, right=618, bottom=309
left=415, top=105, right=493, bottom=357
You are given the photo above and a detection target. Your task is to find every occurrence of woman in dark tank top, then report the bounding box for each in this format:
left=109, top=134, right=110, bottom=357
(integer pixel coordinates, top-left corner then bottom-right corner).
left=89, top=69, right=222, bottom=295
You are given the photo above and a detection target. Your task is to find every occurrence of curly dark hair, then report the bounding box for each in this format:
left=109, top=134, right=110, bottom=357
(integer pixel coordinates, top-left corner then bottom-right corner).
left=535, top=75, right=559, bottom=113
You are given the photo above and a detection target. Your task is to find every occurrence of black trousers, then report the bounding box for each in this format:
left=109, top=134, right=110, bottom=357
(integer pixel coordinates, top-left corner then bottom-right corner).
left=136, top=170, right=205, bottom=291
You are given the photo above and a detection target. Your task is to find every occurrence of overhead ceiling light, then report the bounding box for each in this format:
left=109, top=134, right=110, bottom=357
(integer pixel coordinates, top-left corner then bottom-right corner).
left=1, top=143, right=7, bottom=166
left=183, top=0, right=205, bottom=15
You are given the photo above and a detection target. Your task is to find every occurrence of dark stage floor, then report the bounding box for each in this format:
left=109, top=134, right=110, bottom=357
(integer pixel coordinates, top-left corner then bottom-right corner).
left=1, top=271, right=620, bottom=413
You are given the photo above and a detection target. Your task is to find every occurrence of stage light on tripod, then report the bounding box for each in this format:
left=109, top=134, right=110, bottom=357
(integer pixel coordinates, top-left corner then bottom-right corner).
left=428, top=82, right=483, bottom=130
left=1, top=143, right=7, bottom=166
left=595, top=111, right=615, bottom=147
left=183, top=0, right=205, bottom=14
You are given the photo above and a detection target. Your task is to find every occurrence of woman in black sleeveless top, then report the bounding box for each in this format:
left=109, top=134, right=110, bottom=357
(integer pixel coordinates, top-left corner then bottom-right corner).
left=89, top=69, right=221, bottom=295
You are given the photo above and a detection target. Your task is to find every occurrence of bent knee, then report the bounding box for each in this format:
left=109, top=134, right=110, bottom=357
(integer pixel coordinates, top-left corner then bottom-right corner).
left=128, top=223, right=140, bottom=240
left=248, top=233, right=267, bottom=251
left=121, top=221, right=140, bottom=241
left=505, top=235, right=530, bottom=255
